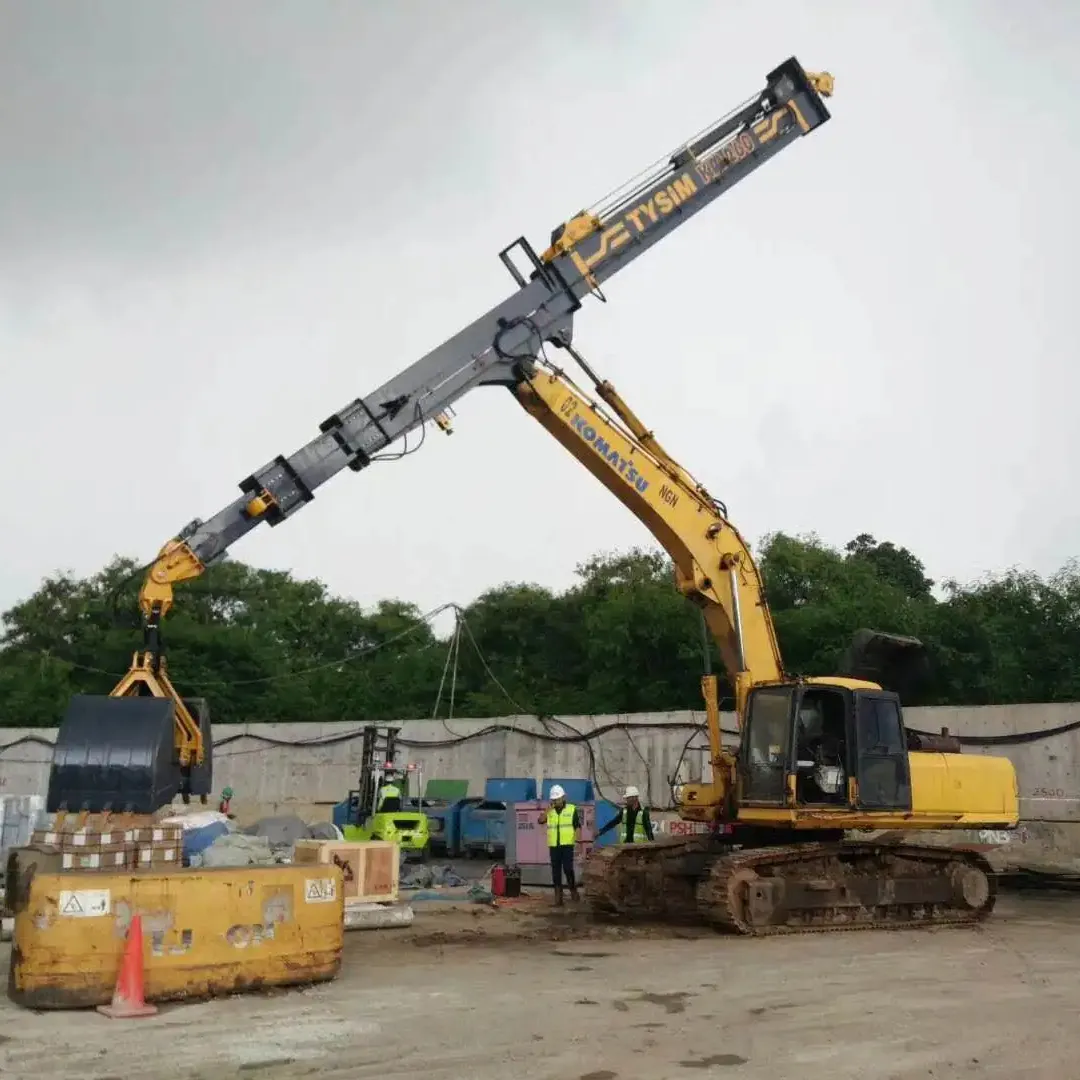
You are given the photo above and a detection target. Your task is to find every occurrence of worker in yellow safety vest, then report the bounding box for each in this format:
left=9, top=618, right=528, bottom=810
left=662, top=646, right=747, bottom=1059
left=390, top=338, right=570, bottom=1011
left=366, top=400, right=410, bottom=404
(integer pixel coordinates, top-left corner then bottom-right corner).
left=596, top=785, right=654, bottom=844
left=376, top=773, right=402, bottom=813
left=538, top=784, right=581, bottom=905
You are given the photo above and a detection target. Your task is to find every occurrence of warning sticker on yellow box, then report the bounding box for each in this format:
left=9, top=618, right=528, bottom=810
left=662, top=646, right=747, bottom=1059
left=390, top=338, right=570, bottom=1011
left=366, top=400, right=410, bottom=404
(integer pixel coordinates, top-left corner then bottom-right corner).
left=304, top=878, right=337, bottom=903
left=58, top=889, right=111, bottom=918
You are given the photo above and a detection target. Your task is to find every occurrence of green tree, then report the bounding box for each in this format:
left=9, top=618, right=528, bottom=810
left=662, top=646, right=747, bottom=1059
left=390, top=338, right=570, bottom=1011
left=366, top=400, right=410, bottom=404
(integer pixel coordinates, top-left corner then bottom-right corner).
left=759, top=532, right=933, bottom=678
left=844, top=533, right=934, bottom=599
left=0, top=558, right=444, bottom=726
left=3, top=539, right=1080, bottom=726
left=925, top=562, right=1080, bottom=705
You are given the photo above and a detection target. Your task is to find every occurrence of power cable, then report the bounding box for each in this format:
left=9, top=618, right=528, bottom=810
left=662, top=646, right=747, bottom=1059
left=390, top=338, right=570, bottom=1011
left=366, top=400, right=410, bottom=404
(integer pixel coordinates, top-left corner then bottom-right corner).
left=447, top=615, right=461, bottom=729
left=431, top=609, right=465, bottom=739
left=452, top=606, right=615, bottom=801
left=8, top=601, right=455, bottom=688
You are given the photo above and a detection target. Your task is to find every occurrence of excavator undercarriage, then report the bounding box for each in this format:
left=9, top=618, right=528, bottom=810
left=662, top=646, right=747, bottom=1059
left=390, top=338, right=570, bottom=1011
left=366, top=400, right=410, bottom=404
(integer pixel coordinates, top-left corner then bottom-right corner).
left=583, top=835, right=997, bottom=936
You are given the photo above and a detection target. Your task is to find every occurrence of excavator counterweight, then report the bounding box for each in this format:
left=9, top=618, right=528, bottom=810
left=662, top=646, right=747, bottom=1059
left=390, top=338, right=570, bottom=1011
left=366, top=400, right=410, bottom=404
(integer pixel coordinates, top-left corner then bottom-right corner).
left=839, top=628, right=930, bottom=698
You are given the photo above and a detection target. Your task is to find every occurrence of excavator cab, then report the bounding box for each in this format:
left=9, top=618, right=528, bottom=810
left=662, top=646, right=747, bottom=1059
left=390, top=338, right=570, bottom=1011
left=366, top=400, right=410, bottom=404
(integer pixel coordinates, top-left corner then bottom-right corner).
left=737, top=629, right=927, bottom=815
left=738, top=680, right=913, bottom=814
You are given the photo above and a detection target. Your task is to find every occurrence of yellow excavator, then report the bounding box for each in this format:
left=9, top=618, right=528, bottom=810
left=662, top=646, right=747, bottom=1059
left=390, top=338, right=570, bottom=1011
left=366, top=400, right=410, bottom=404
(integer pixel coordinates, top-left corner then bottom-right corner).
left=514, top=344, right=1018, bottom=935
left=46, top=57, right=1018, bottom=935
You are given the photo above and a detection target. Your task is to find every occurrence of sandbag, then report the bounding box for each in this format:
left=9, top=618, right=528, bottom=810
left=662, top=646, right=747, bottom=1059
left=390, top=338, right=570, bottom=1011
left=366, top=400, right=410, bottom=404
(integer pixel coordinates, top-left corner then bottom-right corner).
left=244, top=814, right=312, bottom=849
left=197, top=833, right=276, bottom=868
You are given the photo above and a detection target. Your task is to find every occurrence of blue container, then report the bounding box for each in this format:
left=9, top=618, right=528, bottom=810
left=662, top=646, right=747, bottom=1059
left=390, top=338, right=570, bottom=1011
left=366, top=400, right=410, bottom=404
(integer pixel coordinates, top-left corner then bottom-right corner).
left=426, top=797, right=479, bottom=857
left=458, top=799, right=508, bottom=856
left=454, top=778, right=537, bottom=857
left=332, top=793, right=365, bottom=830
left=484, top=778, right=537, bottom=803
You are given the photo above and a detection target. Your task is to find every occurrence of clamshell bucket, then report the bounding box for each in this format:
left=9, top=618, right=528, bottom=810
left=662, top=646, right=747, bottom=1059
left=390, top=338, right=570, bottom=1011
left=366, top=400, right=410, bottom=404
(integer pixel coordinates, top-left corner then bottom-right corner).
left=47, top=695, right=182, bottom=814
left=839, top=628, right=929, bottom=699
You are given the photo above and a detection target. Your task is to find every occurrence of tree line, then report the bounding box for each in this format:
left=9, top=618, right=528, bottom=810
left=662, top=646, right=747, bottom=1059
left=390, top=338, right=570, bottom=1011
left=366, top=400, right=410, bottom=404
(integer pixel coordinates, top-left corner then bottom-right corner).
left=1, top=532, right=1078, bottom=728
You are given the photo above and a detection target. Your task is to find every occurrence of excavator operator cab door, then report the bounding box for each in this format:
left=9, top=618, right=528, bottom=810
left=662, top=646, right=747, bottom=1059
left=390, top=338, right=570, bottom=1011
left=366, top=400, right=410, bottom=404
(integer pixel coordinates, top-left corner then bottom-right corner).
left=790, top=686, right=851, bottom=808
left=737, top=684, right=797, bottom=806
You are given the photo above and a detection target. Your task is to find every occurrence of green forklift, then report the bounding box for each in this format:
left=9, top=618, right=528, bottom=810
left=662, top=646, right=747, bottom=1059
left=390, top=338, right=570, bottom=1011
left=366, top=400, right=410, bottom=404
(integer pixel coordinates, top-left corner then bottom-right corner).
left=333, top=726, right=431, bottom=861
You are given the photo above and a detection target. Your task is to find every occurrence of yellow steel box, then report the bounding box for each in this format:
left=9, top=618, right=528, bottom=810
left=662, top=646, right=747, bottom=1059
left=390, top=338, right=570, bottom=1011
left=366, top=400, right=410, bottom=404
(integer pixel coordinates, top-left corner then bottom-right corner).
left=292, top=839, right=399, bottom=903
left=6, top=862, right=344, bottom=1009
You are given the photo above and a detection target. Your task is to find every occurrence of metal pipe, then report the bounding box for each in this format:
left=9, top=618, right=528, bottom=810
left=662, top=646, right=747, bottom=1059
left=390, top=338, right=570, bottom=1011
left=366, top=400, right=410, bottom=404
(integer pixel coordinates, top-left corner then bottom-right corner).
left=729, top=565, right=746, bottom=672
left=698, top=608, right=712, bottom=676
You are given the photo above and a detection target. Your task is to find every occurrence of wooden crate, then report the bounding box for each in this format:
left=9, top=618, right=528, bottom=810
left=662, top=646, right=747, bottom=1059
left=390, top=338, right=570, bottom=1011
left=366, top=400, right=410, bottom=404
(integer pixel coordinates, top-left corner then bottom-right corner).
left=292, top=840, right=399, bottom=903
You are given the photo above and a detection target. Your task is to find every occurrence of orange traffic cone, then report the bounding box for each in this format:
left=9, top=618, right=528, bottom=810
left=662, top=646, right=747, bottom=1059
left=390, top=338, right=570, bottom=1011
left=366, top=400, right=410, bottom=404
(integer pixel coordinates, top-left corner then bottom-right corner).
left=97, top=913, right=158, bottom=1019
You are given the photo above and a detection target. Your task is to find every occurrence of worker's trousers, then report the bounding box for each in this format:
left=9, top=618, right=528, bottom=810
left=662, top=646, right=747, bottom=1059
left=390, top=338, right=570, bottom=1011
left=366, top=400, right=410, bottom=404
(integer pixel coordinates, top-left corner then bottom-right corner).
left=549, top=844, right=576, bottom=892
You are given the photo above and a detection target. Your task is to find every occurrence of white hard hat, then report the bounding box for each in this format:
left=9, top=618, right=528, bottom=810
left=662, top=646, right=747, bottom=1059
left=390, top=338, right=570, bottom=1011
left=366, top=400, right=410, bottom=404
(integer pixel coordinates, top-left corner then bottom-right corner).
left=624, top=786, right=640, bottom=798
left=549, top=784, right=566, bottom=799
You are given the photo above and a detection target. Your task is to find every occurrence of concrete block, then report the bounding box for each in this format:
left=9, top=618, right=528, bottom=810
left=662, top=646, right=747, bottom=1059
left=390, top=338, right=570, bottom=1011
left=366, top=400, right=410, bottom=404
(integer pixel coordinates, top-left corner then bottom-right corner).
left=343, top=902, right=414, bottom=931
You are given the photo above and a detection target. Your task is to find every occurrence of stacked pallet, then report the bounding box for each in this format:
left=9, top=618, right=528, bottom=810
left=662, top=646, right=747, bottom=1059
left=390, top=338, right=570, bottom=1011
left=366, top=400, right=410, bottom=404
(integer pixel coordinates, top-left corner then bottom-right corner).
left=29, top=813, right=184, bottom=871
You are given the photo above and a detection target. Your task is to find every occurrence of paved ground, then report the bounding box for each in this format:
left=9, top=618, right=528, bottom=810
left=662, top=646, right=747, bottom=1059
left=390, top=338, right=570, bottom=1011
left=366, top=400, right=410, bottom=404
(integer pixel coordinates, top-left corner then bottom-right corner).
left=4, top=888, right=1080, bottom=1080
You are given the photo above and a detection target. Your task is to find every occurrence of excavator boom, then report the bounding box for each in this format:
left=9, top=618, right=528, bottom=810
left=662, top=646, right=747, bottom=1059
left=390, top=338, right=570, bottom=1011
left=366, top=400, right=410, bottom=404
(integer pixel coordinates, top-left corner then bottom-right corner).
left=512, top=356, right=925, bottom=742
left=155, top=58, right=832, bottom=581
left=513, top=357, right=785, bottom=717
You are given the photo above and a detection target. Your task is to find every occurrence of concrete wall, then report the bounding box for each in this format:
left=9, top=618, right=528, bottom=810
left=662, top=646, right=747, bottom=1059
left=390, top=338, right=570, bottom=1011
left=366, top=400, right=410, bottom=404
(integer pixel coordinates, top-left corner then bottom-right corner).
left=3, top=703, right=1079, bottom=866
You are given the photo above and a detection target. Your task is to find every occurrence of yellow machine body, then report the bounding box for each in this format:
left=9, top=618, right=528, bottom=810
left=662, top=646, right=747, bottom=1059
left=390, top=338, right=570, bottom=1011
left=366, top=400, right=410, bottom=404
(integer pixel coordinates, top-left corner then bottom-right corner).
left=678, top=749, right=1020, bottom=829
left=7, top=863, right=344, bottom=1010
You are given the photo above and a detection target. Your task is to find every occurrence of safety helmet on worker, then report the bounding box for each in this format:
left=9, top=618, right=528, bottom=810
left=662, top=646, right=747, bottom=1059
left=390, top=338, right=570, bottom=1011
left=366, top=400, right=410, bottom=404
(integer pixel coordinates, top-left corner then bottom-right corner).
left=624, top=785, right=640, bottom=800
left=549, top=784, right=566, bottom=800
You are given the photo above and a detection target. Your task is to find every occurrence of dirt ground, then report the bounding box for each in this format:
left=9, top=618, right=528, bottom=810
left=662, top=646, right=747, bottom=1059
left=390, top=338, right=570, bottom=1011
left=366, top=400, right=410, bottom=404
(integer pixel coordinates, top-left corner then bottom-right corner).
left=4, top=887, right=1080, bottom=1080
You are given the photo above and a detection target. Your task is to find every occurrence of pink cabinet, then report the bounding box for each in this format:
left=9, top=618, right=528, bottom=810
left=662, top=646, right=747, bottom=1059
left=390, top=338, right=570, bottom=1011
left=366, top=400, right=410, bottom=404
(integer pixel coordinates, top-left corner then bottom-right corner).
left=506, top=800, right=597, bottom=886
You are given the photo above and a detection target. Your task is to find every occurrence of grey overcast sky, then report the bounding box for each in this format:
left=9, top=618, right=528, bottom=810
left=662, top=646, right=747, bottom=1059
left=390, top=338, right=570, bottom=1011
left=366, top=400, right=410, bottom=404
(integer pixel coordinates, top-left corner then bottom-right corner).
left=1, top=0, right=1077, bottom=628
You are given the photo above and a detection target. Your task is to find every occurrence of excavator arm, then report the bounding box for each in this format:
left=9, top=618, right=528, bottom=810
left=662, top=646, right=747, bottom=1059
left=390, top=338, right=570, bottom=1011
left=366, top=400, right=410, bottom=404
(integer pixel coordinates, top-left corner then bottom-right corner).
left=513, top=352, right=784, bottom=709
left=49, top=57, right=834, bottom=815
left=511, top=350, right=782, bottom=813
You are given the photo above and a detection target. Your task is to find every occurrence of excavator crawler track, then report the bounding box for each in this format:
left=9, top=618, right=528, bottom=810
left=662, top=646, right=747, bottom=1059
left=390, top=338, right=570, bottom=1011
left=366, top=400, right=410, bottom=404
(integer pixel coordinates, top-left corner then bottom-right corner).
left=584, top=839, right=997, bottom=936
left=583, top=837, right=714, bottom=924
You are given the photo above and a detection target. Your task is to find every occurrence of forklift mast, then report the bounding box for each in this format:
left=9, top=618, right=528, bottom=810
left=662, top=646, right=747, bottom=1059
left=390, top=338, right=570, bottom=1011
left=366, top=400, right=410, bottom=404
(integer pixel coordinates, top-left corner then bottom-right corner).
left=351, top=725, right=400, bottom=827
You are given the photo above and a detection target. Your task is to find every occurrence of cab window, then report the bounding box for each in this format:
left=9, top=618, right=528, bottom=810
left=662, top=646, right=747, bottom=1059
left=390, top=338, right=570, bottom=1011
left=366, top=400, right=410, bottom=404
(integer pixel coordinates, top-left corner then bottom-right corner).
left=741, top=686, right=793, bottom=802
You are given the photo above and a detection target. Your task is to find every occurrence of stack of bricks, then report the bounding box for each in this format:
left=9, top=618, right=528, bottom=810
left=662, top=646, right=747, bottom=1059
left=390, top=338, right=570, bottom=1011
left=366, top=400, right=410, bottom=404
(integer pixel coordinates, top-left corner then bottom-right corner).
left=31, top=813, right=184, bottom=872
